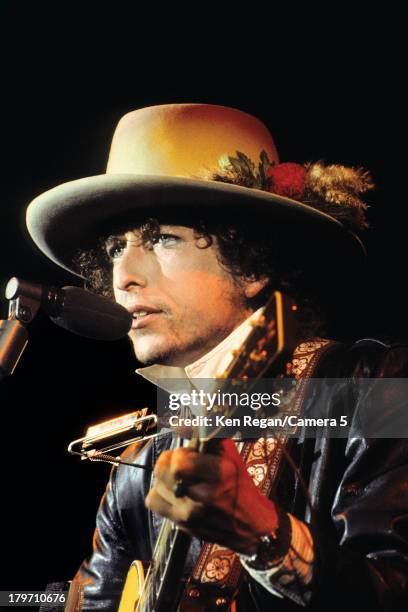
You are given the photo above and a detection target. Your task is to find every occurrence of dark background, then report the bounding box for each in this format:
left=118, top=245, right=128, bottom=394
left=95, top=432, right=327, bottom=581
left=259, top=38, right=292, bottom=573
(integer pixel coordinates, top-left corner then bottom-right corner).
left=0, top=1, right=407, bottom=595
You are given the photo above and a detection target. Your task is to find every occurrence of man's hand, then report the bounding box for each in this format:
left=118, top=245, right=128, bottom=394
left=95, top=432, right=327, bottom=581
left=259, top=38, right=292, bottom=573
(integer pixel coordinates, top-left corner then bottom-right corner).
left=145, top=439, right=278, bottom=555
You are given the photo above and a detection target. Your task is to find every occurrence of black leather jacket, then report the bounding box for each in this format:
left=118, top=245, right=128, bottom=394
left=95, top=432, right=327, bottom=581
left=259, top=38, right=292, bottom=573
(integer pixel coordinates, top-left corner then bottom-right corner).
left=71, top=339, right=408, bottom=611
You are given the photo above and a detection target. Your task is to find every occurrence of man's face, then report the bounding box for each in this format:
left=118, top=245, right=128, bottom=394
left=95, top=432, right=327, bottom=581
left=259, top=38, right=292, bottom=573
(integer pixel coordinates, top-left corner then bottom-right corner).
left=111, top=225, right=255, bottom=367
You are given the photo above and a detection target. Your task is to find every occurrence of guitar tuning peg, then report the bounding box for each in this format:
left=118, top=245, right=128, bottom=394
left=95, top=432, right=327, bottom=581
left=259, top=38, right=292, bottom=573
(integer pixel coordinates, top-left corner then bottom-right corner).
left=249, top=349, right=268, bottom=362
left=235, top=375, right=249, bottom=383
left=250, top=315, right=266, bottom=328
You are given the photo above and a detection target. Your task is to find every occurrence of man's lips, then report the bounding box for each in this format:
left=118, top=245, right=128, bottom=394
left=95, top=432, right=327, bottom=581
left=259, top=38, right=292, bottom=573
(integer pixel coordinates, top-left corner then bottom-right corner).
left=126, top=305, right=163, bottom=330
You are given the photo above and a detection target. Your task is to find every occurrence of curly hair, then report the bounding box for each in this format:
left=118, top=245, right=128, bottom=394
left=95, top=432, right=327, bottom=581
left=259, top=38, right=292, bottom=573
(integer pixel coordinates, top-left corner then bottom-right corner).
left=73, top=217, right=329, bottom=339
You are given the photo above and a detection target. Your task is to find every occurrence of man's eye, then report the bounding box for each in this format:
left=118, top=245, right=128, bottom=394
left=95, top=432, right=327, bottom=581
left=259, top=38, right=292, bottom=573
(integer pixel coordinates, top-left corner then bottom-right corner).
left=106, top=240, right=126, bottom=260
left=153, top=233, right=180, bottom=248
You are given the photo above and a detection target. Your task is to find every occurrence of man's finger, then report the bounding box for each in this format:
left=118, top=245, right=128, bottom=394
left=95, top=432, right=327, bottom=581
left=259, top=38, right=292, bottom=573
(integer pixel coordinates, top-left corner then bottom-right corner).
left=145, top=488, right=174, bottom=519
left=154, top=447, right=231, bottom=489
left=147, top=482, right=205, bottom=523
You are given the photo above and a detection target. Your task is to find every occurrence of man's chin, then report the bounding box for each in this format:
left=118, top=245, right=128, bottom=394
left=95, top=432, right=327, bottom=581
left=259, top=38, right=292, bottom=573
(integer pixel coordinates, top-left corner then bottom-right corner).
left=130, top=336, right=174, bottom=366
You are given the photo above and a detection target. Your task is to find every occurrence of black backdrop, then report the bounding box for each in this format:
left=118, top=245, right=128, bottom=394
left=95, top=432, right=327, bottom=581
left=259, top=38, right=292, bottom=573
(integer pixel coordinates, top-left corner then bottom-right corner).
left=0, top=2, right=407, bottom=594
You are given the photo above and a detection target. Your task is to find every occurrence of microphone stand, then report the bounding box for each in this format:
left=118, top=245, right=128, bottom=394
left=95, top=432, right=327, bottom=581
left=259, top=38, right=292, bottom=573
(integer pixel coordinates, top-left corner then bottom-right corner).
left=0, top=278, right=42, bottom=382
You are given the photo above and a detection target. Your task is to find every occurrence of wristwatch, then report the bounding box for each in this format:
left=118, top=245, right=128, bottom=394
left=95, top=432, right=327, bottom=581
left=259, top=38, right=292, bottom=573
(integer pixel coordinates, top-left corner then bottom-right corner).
left=240, top=510, right=292, bottom=571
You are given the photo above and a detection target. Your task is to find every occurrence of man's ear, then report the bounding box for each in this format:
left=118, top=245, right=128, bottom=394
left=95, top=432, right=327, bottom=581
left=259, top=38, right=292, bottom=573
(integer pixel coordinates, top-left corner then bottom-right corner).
left=242, top=275, right=270, bottom=299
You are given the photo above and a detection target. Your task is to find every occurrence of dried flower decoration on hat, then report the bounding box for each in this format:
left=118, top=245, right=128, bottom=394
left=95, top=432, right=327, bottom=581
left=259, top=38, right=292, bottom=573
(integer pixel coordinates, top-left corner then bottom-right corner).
left=200, top=151, right=374, bottom=232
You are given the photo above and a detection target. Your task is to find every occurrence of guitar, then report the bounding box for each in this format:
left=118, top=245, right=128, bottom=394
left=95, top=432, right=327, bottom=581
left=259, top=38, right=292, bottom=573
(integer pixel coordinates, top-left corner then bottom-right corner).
left=118, top=291, right=299, bottom=612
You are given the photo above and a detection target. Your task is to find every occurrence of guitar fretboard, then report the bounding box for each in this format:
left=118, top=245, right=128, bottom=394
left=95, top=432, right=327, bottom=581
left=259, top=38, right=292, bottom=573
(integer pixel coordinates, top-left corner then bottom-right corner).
left=138, top=518, right=191, bottom=612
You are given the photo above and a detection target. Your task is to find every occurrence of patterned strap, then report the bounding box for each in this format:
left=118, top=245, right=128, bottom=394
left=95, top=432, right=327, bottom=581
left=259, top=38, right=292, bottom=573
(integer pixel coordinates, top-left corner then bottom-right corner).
left=179, top=338, right=336, bottom=612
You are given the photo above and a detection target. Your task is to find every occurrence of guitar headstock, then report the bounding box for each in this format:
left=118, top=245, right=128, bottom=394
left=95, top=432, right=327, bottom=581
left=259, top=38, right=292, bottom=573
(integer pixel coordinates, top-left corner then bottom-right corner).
left=220, top=291, right=299, bottom=382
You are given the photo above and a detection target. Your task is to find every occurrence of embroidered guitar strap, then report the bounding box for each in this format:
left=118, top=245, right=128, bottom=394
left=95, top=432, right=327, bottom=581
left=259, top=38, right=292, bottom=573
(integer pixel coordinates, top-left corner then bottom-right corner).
left=179, top=338, right=337, bottom=612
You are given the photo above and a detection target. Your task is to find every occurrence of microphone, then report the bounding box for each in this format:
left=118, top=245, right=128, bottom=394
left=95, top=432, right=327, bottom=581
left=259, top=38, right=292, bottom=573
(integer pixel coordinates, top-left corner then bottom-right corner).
left=5, top=278, right=132, bottom=341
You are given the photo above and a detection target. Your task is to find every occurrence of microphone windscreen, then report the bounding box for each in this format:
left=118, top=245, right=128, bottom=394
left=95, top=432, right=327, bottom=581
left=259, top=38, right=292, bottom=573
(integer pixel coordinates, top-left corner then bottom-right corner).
left=50, top=286, right=132, bottom=341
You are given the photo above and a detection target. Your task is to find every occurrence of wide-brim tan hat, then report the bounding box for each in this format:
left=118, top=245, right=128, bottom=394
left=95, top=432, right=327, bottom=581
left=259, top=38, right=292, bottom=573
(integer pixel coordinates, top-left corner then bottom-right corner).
left=26, top=103, right=366, bottom=278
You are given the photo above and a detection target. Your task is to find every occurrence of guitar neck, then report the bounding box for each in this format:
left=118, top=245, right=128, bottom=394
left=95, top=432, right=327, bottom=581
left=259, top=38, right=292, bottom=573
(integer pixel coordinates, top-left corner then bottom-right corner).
left=138, top=518, right=192, bottom=612
left=139, top=436, right=222, bottom=612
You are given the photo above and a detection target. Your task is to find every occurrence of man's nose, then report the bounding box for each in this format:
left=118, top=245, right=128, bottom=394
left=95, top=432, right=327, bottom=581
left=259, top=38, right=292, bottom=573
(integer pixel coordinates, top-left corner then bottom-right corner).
left=113, top=245, right=151, bottom=292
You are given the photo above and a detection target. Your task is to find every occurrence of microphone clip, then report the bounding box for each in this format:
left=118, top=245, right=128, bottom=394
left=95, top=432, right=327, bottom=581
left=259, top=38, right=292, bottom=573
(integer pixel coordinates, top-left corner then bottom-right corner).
left=5, top=277, right=43, bottom=325
left=0, top=278, right=43, bottom=380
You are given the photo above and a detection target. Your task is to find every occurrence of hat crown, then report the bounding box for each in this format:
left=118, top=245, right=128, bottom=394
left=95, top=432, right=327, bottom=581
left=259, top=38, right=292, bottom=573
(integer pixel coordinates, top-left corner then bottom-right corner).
left=106, top=103, right=279, bottom=177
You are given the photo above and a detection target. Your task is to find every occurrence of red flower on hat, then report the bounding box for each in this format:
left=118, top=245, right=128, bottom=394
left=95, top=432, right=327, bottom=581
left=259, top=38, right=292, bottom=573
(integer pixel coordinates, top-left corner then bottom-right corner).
left=266, top=162, right=306, bottom=198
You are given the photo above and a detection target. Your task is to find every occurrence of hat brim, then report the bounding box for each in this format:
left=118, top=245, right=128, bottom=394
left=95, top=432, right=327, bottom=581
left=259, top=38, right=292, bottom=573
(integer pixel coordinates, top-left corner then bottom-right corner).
left=26, top=173, right=366, bottom=278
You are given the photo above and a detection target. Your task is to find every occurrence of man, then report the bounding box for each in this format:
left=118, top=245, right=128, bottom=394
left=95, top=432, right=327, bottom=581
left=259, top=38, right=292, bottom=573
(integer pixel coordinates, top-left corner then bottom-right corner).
left=26, top=104, right=408, bottom=611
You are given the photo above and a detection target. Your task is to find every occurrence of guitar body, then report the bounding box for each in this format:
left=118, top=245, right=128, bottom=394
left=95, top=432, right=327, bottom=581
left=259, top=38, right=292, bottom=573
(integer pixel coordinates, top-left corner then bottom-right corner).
left=119, top=560, right=237, bottom=612
left=118, top=561, right=145, bottom=612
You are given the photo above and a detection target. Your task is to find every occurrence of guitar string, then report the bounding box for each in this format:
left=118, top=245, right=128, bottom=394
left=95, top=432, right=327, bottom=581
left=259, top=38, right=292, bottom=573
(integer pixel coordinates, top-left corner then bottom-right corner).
left=138, top=436, right=186, bottom=612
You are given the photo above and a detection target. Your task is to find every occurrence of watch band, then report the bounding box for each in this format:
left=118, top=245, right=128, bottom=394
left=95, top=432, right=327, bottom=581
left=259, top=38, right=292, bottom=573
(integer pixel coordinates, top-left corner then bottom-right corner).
left=240, top=508, right=292, bottom=571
